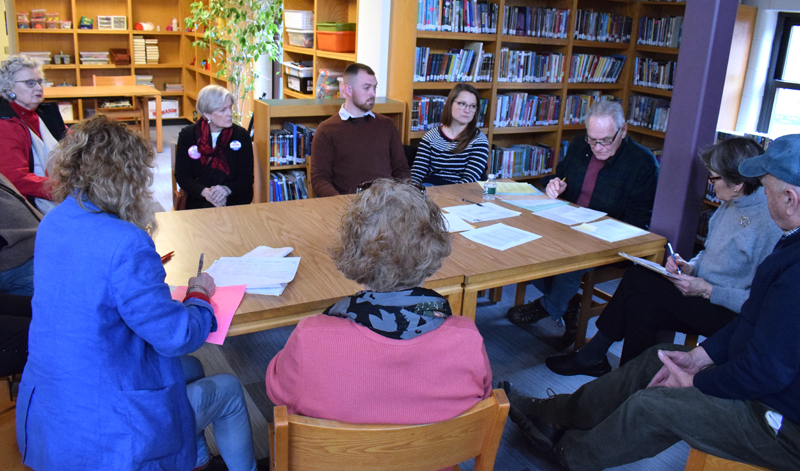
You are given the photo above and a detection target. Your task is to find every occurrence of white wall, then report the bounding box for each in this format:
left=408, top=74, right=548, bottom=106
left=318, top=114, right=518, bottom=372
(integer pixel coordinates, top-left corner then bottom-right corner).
left=356, top=0, right=391, bottom=96
left=737, top=0, right=800, bottom=133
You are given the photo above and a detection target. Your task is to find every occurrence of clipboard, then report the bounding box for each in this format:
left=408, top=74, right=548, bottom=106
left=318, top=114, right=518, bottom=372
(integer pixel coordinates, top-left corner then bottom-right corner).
left=618, top=252, right=681, bottom=280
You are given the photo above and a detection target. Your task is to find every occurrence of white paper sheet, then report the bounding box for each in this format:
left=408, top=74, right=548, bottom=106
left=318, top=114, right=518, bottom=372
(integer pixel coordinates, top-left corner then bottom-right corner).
left=460, top=223, right=541, bottom=250
left=243, top=246, right=294, bottom=258
left=443, top=213, right=475, bottom=232
left=535, top=206, right=607, bottom=225
left=478, top=181, right=543, bottom=195
left=205, top=257, right=301, bottom=288
left=618, top=252, right=680, bottom=280
left=501, top=198, right=570, bottom=213
left=572, top=220, right=648, bottom=242
left=441, top=203, right=521, bottom=223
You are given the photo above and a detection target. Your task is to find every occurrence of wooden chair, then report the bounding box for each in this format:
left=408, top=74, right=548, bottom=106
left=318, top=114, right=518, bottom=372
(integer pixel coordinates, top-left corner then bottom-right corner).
left=92, top=75, right=146, bottom=134
left=268, top=389, right=510, bottom=471
left=684, top=448, right=771, bottom=471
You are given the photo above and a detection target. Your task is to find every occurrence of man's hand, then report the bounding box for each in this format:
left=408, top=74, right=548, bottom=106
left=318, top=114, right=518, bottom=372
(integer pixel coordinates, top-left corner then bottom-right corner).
left=546, top=178, right=567, bottom=199
left=648, top=348, right=714, bottom=389
left=668, top=274, right=713, bottom=299
left=665, top=254, right=694, bottom=276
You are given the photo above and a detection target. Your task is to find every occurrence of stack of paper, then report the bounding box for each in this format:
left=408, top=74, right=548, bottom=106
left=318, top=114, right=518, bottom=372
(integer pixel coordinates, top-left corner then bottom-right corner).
left=478, top=181, right=543, bottom=195
left=502, top=198, right=570, bottom=213
left=572, top=220, right=648, bottom=242
left=442, top=202, right=521, bottom=223
left=133, top=36, right=146, bottom=64
left=145, top=38, right=159, bottom=64
left=135, top=75, right=154, bottom=87
left=204, top=246, right=299, bottom=296
left=535, top=206, right=606, bottom=225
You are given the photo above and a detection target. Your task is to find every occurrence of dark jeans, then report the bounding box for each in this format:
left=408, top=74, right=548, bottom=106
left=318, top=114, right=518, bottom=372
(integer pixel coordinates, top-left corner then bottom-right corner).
left=550, top=344, right=800, bottom=471
left=595, top=265, right=737, bottom=365
left=0, top=295, right=32, bottom=377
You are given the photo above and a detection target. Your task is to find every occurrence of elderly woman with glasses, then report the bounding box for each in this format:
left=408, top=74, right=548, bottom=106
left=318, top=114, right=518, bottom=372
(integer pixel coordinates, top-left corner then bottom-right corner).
left=544, top=137, right=784, bottom=377
left=410, top=83, right=489, bottom=186
left=267, top=179, right=491, bottom=438
left=0, top=55, right=67, bottom=214
left=175, top=85, right=253, bottom=209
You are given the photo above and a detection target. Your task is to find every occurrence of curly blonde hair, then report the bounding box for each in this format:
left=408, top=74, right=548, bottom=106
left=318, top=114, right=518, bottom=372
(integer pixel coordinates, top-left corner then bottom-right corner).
left=49, top=115, right=157, bottom=233
left=329, top=179, right=451, bottom=292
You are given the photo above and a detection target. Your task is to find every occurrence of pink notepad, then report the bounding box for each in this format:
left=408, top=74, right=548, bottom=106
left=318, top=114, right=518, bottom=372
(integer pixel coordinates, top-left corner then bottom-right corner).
left=171, top=285, right=247, bottom=345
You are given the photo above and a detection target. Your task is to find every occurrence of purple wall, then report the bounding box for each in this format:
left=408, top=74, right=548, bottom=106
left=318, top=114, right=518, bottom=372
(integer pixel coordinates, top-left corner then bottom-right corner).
left=650, top=0, right=741, bottom=258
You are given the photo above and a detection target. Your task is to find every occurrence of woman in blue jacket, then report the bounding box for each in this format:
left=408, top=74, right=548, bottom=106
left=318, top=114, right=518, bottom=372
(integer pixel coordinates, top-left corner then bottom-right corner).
left=16, top=116, right=259, bottom=471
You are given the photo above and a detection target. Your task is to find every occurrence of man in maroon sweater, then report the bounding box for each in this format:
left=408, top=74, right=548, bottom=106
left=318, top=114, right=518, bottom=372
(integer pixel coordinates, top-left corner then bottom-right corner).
left=310, top=63, right=410, bottom=197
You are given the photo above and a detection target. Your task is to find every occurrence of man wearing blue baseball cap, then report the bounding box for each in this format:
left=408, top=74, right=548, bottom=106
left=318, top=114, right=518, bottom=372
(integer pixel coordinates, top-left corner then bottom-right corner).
left=498, top=134, right=800, bottom=470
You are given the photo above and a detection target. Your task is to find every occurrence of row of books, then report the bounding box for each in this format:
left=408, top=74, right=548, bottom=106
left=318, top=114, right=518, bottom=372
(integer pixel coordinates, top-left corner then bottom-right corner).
left=637, top=16, right=683, bottom=48
left=494, top=93, right=559, bottom=128
left=627, top=95, right=670, bottom=132
left=133, top=36, right=159, bottom=64
left=501, top=6, right=569, bottom=39
left=563, top=92, right=618, bottom=125
left=269, top=122, right=316, bottom=166
left=410, top=95, right=489, bottom=132
left=573, top=9, right=632, bottom=43
left=414, top=45, right=493, bottom=82
left=488, top=143, right=557, bottom=178
left=633, top=57, right=677, bottom=90
left=568, top=54, right=625, bottom=83
left=497, top=50, right=563, bottom=83
left=417, top=0, right=498, bottom=33
left=135, top=75, right=154, bottom=87
left=270, top=171, right=309, bottom=202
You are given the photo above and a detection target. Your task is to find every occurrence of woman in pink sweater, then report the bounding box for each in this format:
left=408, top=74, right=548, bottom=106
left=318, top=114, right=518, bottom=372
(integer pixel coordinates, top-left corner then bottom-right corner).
left=266, top=179, right=492, bottom=427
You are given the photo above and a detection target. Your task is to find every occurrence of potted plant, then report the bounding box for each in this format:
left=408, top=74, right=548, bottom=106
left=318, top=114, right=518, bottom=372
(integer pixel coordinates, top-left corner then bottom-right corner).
left=185, top=0, right=283, bottom=125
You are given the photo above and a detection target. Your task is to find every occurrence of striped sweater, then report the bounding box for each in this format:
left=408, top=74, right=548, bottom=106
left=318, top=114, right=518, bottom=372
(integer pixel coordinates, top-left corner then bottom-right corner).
left=410, top=127, right=489, bottom=184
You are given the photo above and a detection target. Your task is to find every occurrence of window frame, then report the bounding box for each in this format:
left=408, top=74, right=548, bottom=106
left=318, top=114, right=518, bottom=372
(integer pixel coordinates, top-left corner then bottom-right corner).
left=757, top=12, right=800, bottom=134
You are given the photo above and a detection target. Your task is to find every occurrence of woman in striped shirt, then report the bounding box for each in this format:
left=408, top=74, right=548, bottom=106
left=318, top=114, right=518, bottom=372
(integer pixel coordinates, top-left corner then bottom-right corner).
left=411, top=84, right=489, bottom=185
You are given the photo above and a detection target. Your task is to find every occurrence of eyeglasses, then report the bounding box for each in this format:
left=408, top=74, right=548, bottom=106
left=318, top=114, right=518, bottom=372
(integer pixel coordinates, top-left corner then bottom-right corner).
left=708, top=174, right=723, bottom=184
left=454, top=101, right=478, bottom=112
left=585, top=127, right=621, bottom=148
left=356, top=179, right=426, bottom=195
left=15, top=79, right=45, bottom=89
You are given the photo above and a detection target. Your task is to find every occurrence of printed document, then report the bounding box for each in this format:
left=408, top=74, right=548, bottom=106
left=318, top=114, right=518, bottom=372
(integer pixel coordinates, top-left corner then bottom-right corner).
left=460, top=223, right=541, bottom=250
left=443, top=213, right=474, bottom=232
left=241, top=246, right=294, bottom=295
left=618, top=252, right=680, bottom=279
left=535, top=205, right=607, bottom=225
left=442, top=202, right=521, bottom=223
left=502, top=198, right=570, bottom=213
left=479, top=181, right=543, bottom=195
left=205, top=257, right=301, bottom=289
left=572, top=220, right=648, bottom=242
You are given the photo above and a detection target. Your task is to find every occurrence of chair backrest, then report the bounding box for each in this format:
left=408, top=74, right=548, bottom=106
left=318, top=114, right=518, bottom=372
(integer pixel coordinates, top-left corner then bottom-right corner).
left=93, top=75, right=135, bottom=86
left=270, top=389, right=509, bottom=471
left=684, top=448, right=771, bottom=471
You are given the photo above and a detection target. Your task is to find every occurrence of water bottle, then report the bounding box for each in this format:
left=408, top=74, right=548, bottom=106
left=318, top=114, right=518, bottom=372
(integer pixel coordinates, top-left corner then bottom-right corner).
left=483, top=173, right=497, bottom=200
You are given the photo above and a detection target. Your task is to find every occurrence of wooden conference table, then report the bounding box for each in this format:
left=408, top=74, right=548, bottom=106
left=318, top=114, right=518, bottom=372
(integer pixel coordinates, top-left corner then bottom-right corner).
left=44, top=85, right=163, bottom=152
left=154, top=182, right=666, bottom=336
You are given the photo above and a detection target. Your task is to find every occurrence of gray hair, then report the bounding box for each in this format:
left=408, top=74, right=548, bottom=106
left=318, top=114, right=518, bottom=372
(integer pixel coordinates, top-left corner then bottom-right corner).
left=0, top=55, right=45, bottom=100
left=586, top=100, right=625, bottom=129
left=196, top=85, right=234, bottom=117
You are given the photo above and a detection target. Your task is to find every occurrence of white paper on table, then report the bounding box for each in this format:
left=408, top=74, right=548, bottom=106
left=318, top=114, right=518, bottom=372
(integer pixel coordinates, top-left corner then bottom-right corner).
left=502, top=198, right=570, bottom=213
left=205, top=257, right=301, bottom=288
left=243, top=246, right=294, bottom=258
left=246, top=284, right=288, bottom=296
left=443, top=213, right=475, bottom=232
left=478, top=181, right=543, bottom=195
left=535, top=205, right=607, bottom=225
left=460, top=223, right=541, bottom=250
left=572, top=220, right=648, bottom=242
left=441, top=203, right=521, bottom=223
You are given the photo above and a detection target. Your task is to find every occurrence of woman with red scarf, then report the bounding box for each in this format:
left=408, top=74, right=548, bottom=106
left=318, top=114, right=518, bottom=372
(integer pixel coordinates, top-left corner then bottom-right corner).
left=175, top=85, right=253, bottom=209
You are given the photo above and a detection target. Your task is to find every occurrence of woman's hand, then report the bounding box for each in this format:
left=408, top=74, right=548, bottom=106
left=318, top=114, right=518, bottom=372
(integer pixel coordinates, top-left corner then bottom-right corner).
left=668, top=274, right=712, bottom=299
left=665, top=254, right=694, bottom=276
left=545, top=178, right=567, bottom=199
left=188, top=272, right=216, bottom=297
left=201, top=186, right=230, bottom=207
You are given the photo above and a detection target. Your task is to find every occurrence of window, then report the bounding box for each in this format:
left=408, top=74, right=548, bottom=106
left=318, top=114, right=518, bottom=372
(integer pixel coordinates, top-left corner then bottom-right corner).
left=758, top=13, right=800, bottom=137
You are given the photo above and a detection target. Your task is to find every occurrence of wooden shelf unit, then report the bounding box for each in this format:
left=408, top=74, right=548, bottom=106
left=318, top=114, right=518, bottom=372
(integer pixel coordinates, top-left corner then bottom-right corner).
left=252, top=97, right=406, bottom=202
left=281, top=0, right=359, bottom=100
left=387, top=0, right=686, bottom=182
left=12, top=0, right=227, bottom=122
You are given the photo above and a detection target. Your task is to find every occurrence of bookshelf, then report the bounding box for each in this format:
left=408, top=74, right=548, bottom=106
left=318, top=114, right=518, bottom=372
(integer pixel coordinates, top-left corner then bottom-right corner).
left=252, top=97, right=405, bottom=202
left=281, top=0, right=360, bottom=99
left=387, top=0, right=687, bottom=183
left=11, top=0, right=226, bottom=122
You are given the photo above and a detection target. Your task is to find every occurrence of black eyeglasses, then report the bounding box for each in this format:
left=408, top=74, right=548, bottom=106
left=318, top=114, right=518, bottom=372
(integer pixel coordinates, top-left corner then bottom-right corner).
left=585, top=127, right=621, bottom=147
left=356, top=179, right=426, bottom=195
left=454, top=100, right=477, bottom=112
left=708, top=174, right=723, bottom=184
left=15, top=79, right=45, bottom=89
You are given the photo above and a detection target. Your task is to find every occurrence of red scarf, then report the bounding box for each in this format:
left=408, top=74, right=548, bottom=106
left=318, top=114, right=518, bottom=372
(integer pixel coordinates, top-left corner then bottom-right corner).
left=195, top=118, right=232, bottom=175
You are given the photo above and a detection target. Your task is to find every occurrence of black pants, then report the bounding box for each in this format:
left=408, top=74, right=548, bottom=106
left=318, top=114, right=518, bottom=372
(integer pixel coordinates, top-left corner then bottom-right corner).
left=0, top=294, right=32, bottom=377
left=595, top=265, right=737, bottom=365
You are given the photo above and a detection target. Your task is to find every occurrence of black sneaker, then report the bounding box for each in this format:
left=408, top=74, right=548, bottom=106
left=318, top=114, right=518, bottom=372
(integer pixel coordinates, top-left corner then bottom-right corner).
left=507, top=298, right=551, bottom=326
left=545, top=352, right=612, bottom=377
left=498, top=381, right=566, bottom=451
left=555, top=299, right=580, bottom=350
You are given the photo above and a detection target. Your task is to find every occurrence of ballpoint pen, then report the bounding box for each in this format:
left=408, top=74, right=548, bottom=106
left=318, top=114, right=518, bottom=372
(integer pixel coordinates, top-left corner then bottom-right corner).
left=667, top=243, right=681, bottom=274
left=197, top=253, right=204, bottom=276
left=460, top=197, right=483, bottom=207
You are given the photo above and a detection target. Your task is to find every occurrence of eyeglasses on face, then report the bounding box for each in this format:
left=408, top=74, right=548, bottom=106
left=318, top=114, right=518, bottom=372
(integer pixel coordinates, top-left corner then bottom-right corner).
left=356, top=179, right=426, bottom=195
left=585, top=127, right=621, bottom=148
left=16, top=78, right=45, bottom=89
left=454, top=100, right=478, bottom=112
left=708, top=174, right=723, bottom=184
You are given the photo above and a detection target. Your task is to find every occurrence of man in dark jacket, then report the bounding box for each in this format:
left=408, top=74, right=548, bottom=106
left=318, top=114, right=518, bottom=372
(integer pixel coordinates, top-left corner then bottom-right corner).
left=501, top=134, right=800, bottom=471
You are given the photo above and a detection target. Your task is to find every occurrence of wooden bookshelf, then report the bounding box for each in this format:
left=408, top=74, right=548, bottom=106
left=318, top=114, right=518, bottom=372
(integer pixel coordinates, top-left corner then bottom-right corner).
left=281, top=0, right=360, bottom=100
left=252, top=97, right=406, bottom=202
left=387, top=0, right=687, bottom=182
left=11, top=0, right=226, bottom=122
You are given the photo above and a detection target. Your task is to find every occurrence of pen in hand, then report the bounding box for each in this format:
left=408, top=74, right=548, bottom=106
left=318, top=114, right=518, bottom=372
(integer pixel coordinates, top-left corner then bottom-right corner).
left=197, top=253, right=204, bottom=276
left=667, top=243, right=681, bottom=275
left=460, top=197, right=484, bottom=207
